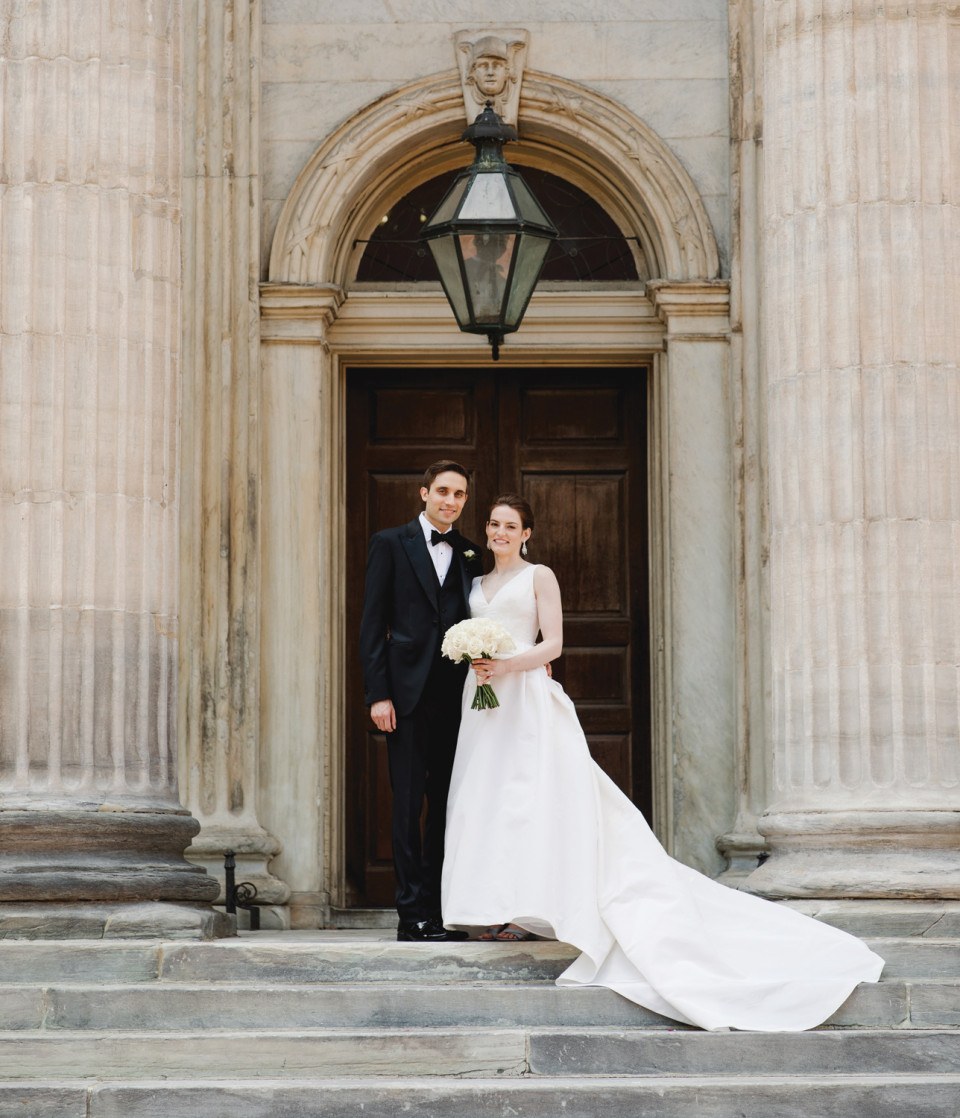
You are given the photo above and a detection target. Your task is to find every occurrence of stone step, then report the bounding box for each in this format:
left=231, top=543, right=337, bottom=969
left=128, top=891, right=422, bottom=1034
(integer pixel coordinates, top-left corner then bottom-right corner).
left=161, top=937, right=576, bottom=985
left=318, top=900, right=960, bottom=938
left=0, top=942, right=163, bottom=986
left=0, top=936, right=571, bottom=986
left=3, top=977, right=957, bottom=1031
left=3, top=1075, right=960, bottom=1118
left=4, top=982, right=674, bottom=1031
left=877, top=938, right=960, bottom=978
left=0, top=933, right=955, bottom=985
left=327, top=908, right=396, bottom=930
left=3, top=1027, right=960, bottom=1081
left=782, top=900, right=960, bottom=939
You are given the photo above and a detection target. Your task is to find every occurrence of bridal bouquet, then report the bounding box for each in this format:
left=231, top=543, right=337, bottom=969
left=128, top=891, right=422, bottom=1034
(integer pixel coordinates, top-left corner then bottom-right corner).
left=442, top=618, right=516, bottom=710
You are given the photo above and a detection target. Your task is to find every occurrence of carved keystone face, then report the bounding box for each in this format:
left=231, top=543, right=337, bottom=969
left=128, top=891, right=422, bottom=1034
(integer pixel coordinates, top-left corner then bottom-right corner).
left=472, top=55, right=508, bottom=96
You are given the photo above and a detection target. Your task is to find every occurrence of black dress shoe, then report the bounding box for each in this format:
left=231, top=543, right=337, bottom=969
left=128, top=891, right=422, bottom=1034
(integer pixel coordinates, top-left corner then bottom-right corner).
left=425, top=916, right=469, bottom=941
left=396, top=918, right=469, bottom=942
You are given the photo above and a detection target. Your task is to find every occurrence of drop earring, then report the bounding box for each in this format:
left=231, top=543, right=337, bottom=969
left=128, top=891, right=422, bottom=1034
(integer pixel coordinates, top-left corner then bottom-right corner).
left=521, top=541, right=528, bottom=556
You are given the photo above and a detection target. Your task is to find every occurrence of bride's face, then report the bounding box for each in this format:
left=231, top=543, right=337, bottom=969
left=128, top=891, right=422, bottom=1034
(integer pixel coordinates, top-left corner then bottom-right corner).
left=486, top=505, right=531, bottom=558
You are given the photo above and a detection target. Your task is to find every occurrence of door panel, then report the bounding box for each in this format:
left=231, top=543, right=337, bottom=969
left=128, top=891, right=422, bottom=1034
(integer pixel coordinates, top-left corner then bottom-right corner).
left=523, top=472, right=626, bottom=611
left=346, top=366, right=649, bottom=908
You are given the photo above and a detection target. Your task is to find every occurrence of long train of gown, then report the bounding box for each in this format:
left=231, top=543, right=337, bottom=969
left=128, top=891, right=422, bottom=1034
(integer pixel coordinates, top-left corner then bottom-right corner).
left=441, top=564, right=884, bottom=1032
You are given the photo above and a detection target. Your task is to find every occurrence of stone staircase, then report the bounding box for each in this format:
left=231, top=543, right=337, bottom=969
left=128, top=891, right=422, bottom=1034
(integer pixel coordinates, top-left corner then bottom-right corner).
left=1, top=924, right=959, bottom=1117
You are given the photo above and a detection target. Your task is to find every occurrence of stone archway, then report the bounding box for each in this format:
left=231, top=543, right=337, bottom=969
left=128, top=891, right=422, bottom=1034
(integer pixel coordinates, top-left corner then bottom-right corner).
left=268, top=71, right=720, bottom=288
left=258, top=72, right=733, bottom=924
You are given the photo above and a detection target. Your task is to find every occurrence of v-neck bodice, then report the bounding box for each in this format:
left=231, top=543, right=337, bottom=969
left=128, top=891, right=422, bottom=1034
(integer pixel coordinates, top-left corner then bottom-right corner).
left=469, top=564, right=540, bottom=647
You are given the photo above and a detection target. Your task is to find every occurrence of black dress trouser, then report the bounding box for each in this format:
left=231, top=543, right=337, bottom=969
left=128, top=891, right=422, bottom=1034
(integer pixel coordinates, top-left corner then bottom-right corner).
left=386, top=656, right=465, bottom=923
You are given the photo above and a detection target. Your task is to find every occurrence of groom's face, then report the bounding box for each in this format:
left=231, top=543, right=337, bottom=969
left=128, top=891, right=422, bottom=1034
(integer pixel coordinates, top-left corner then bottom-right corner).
left=420, top=470, right=469, bottom=532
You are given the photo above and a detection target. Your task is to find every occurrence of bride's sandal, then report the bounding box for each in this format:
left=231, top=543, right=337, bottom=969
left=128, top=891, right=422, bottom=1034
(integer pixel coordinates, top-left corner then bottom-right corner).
left=478, top=924, right=508, bottom=940
left=494, top=924, right=536, bottom=942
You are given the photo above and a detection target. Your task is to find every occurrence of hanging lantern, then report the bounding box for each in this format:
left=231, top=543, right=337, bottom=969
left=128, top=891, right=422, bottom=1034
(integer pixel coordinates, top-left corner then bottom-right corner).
left=420, top=102, right=558, bottom=360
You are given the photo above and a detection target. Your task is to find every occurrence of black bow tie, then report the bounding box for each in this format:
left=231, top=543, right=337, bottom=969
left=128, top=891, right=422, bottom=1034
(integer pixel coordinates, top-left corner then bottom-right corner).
left=430, top=529, right=454, bottom=547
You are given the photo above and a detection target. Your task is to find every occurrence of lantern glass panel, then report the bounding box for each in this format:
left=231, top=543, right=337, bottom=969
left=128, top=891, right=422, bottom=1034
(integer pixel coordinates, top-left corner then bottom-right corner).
left=459, top=231, right=516, bottom=323
left=422, top=178, right=469, bottom=230
left=504, top=234, right=551, bottom=326
left=508, top=176, right=555, bottom=227
left=458, top=173, right=517, bottom=221
left=426, top=237, right=470, bottom=325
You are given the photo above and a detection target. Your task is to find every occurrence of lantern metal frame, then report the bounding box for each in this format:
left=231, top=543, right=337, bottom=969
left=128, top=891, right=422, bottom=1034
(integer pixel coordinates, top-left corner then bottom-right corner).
left=419, top=102, right=558, bottom=360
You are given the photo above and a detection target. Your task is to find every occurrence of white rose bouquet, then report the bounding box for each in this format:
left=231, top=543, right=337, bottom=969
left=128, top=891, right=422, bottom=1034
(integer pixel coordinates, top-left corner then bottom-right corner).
left=441, top=618, right=516, bottom=710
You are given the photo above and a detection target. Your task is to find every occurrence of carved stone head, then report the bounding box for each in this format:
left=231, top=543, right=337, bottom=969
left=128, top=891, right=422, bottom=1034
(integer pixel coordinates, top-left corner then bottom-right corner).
left=455, top=29, right=528, bottom=125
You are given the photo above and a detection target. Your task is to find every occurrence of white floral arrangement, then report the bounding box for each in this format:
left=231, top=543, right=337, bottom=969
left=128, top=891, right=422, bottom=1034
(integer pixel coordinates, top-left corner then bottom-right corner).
left=441, top=618, right=516, bottom=710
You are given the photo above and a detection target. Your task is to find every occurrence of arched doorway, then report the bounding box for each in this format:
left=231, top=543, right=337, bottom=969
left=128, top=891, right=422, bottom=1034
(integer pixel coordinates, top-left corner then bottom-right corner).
left=259, top=71, right=734, bottom=925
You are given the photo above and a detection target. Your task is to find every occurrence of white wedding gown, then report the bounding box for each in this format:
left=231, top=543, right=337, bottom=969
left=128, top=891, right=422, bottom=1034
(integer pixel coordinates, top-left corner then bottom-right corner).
left=441, top=564, right=884, bottom=1032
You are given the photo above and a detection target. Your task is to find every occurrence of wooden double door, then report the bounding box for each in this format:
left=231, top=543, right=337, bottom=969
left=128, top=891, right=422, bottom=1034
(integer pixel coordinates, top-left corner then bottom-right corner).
left=345, top=366, right=650, bottom=908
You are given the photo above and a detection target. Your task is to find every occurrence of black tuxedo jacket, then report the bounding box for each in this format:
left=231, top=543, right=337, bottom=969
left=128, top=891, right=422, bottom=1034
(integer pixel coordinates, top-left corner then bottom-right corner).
left=359, top=518, right=484, bottom=718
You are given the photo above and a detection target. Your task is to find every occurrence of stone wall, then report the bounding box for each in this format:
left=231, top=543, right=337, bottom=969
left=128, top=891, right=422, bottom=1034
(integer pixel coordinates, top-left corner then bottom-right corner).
left=259, top=0, right=731, bottom=276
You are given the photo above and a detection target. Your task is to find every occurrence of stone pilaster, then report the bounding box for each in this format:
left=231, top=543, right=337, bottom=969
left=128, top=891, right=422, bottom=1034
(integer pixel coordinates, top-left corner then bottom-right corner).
left=747, top=0, right=960, bottom=897
left=259, top=284, right=344, bottom=928
left=179, top=0, right=289, bottom=920
left=717, top=0, right=770, bottom=883
left=0, top=0, right=220, bottom=935
left=648, top=281, right=736, bottom=876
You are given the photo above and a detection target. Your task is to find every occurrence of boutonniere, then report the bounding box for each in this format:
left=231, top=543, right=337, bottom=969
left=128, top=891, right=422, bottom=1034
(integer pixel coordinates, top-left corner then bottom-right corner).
left=463, top=549, right=478, bottom=562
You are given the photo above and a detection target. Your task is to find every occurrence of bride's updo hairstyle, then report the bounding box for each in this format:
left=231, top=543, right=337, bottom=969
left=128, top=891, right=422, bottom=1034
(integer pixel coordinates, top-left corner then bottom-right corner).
left=488, top=494, right=534, bottom=532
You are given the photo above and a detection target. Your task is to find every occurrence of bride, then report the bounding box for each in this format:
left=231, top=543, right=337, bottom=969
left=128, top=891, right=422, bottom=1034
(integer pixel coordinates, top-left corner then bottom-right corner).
left=441, top=494, right=884, bottom=1032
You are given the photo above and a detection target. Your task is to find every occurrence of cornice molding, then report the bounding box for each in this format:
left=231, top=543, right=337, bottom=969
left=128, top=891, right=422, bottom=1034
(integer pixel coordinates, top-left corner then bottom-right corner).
left=647, top=279, right=731, bottom=337
left=259, top=284, right=663, bottom=354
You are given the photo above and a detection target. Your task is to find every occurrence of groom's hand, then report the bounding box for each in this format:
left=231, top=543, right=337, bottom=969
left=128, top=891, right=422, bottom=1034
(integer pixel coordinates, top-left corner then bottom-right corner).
left=370, top=699, right=396, bottom=734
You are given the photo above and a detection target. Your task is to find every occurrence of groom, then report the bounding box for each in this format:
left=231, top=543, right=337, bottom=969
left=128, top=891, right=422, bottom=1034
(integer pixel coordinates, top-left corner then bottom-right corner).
left=359, top=461, right=484, bottom=941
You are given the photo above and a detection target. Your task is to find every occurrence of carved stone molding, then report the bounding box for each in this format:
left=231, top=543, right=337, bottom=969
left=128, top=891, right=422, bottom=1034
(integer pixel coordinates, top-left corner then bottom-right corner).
left=454, top=28, right=528, bottom=125
left=269, top=72, right=720, bottom=287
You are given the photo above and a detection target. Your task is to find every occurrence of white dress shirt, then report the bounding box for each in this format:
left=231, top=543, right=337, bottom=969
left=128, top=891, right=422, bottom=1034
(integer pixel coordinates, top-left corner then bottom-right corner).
left=419, top=512, right=454, bottom=583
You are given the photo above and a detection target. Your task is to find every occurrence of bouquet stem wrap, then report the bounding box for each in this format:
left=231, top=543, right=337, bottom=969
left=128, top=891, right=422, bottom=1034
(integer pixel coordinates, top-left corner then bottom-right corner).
left=441, top=618, right=516, bottom=711
left=472, top=681, right=500, bottom=711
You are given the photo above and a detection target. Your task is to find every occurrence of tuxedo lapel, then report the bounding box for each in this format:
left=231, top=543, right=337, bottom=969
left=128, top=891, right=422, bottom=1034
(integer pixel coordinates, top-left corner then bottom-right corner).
left=401, top=518, right=439, bottom=610
left=456, top=542, right=473, bottom=605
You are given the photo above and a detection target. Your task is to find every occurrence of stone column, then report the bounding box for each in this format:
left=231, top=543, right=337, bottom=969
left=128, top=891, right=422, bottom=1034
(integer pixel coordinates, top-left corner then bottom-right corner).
left=0, top=0, right=219, bottom=936
left=178, top=0, right=290, bottom=922
left=747, top=0, right=960, bottom=898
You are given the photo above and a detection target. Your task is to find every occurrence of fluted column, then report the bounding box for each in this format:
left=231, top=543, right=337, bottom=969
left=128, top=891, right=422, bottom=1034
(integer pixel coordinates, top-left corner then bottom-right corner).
left=748, top=0, right=960, bottom=897
left=178, top=0, right=289, bottom=919
left=0, top=0, right=219, bottom=935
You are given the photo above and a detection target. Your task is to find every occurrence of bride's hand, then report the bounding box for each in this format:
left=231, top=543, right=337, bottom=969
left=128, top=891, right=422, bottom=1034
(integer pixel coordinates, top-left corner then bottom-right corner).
left=471, top=658, right=505, bottom=683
